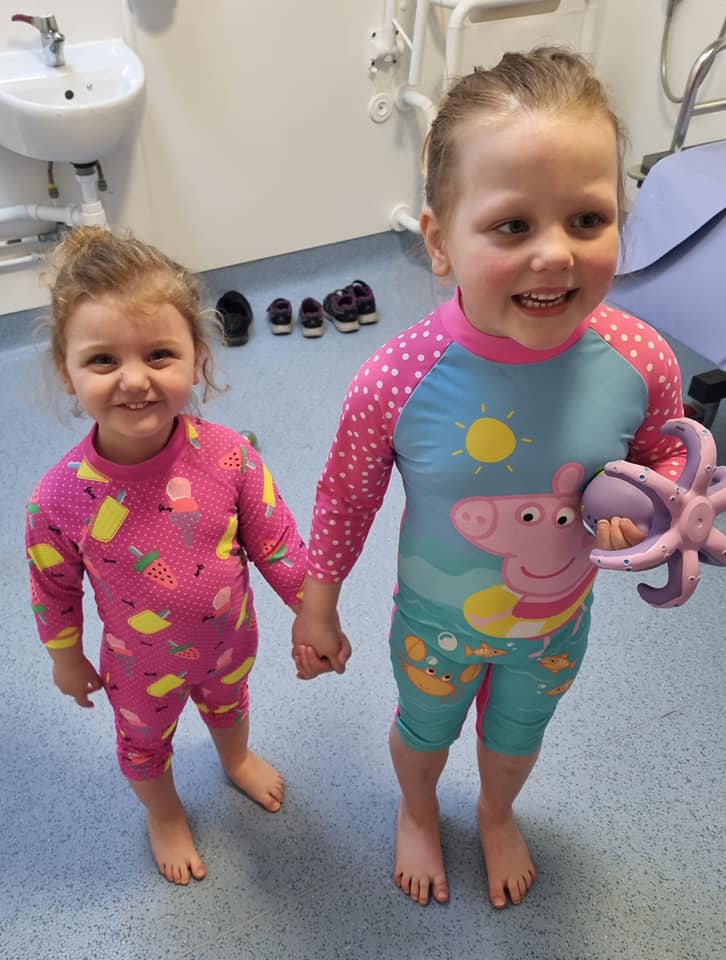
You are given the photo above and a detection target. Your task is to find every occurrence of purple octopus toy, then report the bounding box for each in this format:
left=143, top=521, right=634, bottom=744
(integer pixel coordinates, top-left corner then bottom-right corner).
left=582, top=417, right=726, bottom=607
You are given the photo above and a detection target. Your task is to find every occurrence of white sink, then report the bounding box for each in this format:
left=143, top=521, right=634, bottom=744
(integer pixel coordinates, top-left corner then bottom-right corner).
left=0, top=38, right=144, bottom=163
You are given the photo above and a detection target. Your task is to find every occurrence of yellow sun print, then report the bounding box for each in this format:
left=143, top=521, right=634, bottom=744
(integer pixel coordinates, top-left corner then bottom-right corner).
left=452, top=406, right=532, bottom=473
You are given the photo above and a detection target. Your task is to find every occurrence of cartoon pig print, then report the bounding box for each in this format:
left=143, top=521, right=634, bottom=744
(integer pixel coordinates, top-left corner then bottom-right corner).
left=450, top=463, right=595, bottom=640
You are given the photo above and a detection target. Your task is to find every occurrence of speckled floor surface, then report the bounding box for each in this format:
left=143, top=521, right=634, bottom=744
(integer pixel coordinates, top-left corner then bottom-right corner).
left=1, top=231, right=724, bottom=960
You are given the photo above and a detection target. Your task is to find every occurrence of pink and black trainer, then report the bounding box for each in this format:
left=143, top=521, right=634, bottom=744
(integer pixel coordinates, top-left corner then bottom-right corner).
left=323, top=288, right=359, bottom=334
left=267, top=298, right=294, bottom=335
left=346, top=280, right=378, bottom=325
left=298, top=298, right=324, bottom=338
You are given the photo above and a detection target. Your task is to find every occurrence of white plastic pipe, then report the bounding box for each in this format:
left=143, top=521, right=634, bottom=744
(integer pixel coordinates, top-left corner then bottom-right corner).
left=396, top=85, right=437, bottom=128
left=390, top=204, right=421, bottom=234
left=408, top=0, right=432, bottom=87
left=0, top=231, right=57, bottom=248
left=0, top=252, right=44, bottom=269
left=445, top=0, right=535, bottom=77
left=0, top=203, right=80, bottom=227
left=0, top=198, right=106, bottom=229
left=381, top=0, right=397, bottom=54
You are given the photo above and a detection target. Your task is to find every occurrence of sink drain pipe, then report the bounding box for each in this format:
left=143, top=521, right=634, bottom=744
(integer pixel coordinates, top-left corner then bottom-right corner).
left=0, top=161, right=107, bottom=232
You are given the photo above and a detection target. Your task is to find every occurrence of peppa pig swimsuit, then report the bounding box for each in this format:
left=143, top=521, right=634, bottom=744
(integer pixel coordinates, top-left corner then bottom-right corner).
left=26, top=417, right=305, bottom=779
left=307, top=293, right=686, bottom=755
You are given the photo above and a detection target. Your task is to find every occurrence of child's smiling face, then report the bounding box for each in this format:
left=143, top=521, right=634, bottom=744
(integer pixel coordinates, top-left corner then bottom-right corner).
left=421, top=109, right=621, bottom=351
left=59, top=296, right=200, bottom=464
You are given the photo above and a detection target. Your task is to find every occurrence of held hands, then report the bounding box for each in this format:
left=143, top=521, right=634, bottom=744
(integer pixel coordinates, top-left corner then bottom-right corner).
left=291, top=608, right=352, bottom=680
left=52, top=655, right=103, bottom=708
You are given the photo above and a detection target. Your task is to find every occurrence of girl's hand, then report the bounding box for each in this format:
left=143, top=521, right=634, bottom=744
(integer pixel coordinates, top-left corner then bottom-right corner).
left=595, top=517, right=647, bottom=551
left=52, top=656, right=103, bottom=708
left=292, top=644, right=336, bottom=680
left=291, top=609, right=352, bottom=676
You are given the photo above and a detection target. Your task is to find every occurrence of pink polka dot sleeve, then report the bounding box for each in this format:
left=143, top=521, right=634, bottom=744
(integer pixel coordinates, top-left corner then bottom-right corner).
left=308, top=313, right=450, bottom=583
left=591, top=305, right=686, bottom=480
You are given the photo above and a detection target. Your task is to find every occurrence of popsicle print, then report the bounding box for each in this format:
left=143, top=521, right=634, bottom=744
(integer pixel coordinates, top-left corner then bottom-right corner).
left=89, top=491, right=129, bottom=543
left=129, top=545, right=178, bottom=590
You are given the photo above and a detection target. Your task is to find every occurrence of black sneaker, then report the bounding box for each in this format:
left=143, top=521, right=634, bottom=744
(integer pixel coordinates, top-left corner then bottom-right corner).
left=323, top=288, right=359, bottom=333
left=347, top=280, right=378, bottom=324
left=298, top=297, right=324, bottom=338
left=216, top=290, right=253, bottom=346
left=267, top=298, right=293, bottom=335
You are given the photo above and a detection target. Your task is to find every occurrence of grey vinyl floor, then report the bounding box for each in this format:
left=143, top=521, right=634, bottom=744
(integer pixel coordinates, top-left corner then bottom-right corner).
left=1, top=230, right=724, bottom=960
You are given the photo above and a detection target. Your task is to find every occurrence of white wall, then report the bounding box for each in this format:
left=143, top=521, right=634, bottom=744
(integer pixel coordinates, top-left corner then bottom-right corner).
left=0, top=0, right=724, bottom=314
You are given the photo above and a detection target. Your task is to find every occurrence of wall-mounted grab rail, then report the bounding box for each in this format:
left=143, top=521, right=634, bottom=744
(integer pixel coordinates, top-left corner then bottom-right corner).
left=670, top=35, right=726, bottom=151
left=376, top=0, right=593, bottom=233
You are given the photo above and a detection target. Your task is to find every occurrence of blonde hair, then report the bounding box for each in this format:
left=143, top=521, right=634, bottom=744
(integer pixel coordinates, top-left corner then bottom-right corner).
left=423, top=46, right=627, bottom=227
left=45, top=225, right=225, bottom=400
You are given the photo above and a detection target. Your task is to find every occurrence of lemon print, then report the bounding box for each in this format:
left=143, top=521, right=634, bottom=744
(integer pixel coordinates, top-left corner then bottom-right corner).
left=212, top=700, right=241, bottom=714
left=216, top=515, right=238, bottom=560
left=221, top=656, right=255, bottom=685
left=234, top=591, right=248, bottom=631
left=161, top=720, right=178, bottom=740
left=262, top=464, right=276, bottom=512
left=45, top=626, right=80, bottom=649
left=147, top=673, right=186, bottom=697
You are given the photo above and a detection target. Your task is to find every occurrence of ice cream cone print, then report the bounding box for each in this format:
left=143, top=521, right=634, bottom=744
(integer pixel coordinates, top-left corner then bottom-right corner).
left=128, top=608, right=172, bottom=635
left=90, top=491, right=129, bottom=543
left=67, top=459, right=110, bottom=483
left=83, top=554, right=113, bottom=602
left=209, top=586, right=232, bottom=631
left=166, top=477, right=201, bottom=548
left=106, top=632, right=135, bottom=676
left=214, top=647, right=234, bottom=672
left=129, top=545, right=178, bottom=590
left=119, top=706, right=151, bottom=735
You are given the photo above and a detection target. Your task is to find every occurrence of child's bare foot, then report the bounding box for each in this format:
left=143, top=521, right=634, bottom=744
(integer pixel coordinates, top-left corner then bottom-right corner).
left=394, top=798, right=449, bottom=906
left=147, top=809, right=206, bottom=885
left=223, top=749, right=285, bottom=812
left=477, top=798, right=535, bottom=908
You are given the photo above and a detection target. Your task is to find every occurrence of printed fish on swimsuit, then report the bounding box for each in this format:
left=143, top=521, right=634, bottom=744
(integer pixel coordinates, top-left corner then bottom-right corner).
left=464, top=641, right=507, bottom=658
left=537, top=652, right=577, bottom=674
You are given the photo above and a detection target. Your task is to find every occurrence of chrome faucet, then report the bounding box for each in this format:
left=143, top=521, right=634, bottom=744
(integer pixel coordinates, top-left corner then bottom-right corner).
left=11, top=13, right=65, bottom=67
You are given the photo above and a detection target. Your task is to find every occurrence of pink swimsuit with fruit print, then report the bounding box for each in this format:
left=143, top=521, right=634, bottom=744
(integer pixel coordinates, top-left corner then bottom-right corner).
left=26, top=417, right=305, bottom=780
